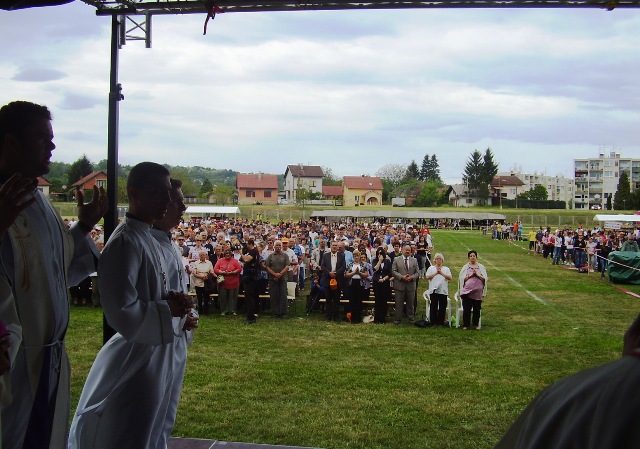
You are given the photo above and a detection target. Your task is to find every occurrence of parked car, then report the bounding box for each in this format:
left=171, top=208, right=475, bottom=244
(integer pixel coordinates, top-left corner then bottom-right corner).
left=591, top=204, right=602, bottom=210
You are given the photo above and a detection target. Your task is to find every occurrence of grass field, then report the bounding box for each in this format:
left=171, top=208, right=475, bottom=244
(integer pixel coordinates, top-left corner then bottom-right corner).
left=66, top=230, right=640, bottom=449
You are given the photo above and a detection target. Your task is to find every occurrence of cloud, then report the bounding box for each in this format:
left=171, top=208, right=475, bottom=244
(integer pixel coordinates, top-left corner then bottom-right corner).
left=58, top=92, right=101, bottom=110
left=12, top=65, right=66, bottom=81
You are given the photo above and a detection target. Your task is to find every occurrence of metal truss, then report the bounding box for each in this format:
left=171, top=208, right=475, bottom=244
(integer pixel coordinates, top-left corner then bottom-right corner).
left=81, top=0, right=640, bottom=17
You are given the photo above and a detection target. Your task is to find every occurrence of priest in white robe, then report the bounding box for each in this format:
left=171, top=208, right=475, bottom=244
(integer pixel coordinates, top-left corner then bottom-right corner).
left=68, top=162, right=190, bottom=449
left=494, top=313, right=640, bottom=449
left=150, top=178, right=198, bottom=449
left=0, top=101, right=107, bottom=449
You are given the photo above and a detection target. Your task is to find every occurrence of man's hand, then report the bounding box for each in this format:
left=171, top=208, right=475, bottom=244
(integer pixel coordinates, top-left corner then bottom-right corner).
left=0, top=174, right=36, bottom=238
left=167, top=291, right=192, bottom=318
left=77, top=185, right=108, bottom=230
left=183, top=312, right=199, bottom=331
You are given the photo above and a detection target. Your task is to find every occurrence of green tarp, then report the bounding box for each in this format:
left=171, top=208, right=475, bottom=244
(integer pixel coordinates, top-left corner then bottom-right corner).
left=608, top=251, right=640, bottom=285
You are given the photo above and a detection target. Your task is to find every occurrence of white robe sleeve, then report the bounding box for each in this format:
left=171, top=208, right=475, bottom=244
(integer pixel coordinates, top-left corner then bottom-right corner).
left=98, top=232, right=173, bottom=346
left=67, top=224, right=100, bottom=287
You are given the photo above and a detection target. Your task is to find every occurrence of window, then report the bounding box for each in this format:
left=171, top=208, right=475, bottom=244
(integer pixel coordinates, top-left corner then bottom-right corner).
left=97, top=180, right=106, bottom=188
left=245, top=190, right=255, bottom=198
left=264, top=191, right=272, bottom=198
left=310, top=181, right=316, bottom=187
left=354, top=195, right=360, bottom=203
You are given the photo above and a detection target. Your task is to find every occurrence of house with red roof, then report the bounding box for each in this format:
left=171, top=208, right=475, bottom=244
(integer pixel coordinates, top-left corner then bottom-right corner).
left=343, top=176, right=383, bottom=207
left=283, top=164, right=323, bottom=203
left=236, top=173, right=279, bottom=205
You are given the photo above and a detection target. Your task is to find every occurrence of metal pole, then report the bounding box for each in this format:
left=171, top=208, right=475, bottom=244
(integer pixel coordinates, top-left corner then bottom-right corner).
left=104, top=14, right=122, bottom=345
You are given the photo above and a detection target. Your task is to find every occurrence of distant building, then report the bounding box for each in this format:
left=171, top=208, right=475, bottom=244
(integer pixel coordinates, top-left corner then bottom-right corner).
left=574, top=149, right=640, bottom=210
left=447, top=184, right=481, bottom=207
left=506, top=170, right=574, bottom=207
left=342, top=176, right=383, bottom=207
left=71, top=171, right=107, bottom=195
left=322, top=185, right=344, bottom=202
left=236, top=173, right=279, bottom=205
left=37, top=176, right=51, bottom=197
left=284, top=164, right=324, bottom=202
left=491, top=175, right=525, bottom=204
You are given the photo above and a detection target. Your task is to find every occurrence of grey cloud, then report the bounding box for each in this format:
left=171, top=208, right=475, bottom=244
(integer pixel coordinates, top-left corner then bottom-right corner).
left=12, top=66, right=66, bottom=81
left=59, top=92, right=101, bottom=110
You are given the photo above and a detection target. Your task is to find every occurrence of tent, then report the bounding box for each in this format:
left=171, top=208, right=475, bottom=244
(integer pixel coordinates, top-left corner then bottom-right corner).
left=608, top=251, right=640, bottom=285
left=184, top=206, right=240, bottom=218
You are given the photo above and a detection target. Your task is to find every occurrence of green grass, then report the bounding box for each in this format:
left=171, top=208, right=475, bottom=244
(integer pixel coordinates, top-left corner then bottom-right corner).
left=66, top=230, right=640, bottom=449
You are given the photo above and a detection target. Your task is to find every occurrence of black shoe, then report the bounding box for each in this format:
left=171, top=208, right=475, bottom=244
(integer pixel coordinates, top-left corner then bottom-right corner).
left=244, top=319, right=256, bottom=324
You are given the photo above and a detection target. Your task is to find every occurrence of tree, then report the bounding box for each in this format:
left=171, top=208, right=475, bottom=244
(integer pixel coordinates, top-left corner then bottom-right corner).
left=528, top=185, right=548, bottom=201
left=419, top=154, right=442, bottom=183
left=428, top=155, right=442, bottom=184
left=414, top=181, right=440, bottom=207
left=419, top=154, right=430, bottom=181
left=67, top=154, right=93, bottom=187
left=462, top=150, right=483, bottom=193
left=606, top=194, right=613, bottom=211
left=376, top=163, right=407, bottom=188
left=212, top=185, right=235, bottom=205
left=481, top=148, right=499, bottom=185
left=613, top=171, right=633, bottom=210
left=199, top=178, right=213, bottom=198
left=404, top=160, right=419, bottom=182
left=321, top=166, right=342, bottom=186
left=170, top=167, right=198, bottom=196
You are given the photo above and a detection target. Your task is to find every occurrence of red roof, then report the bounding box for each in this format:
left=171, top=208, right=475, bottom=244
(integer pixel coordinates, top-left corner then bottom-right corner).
left=71, top=171, right=107, bottom=188
left=491, top=175, right=525, bottom=187
left=285, top=165, right=324, bottom=178
left=343, top=176, right=383, bottom=190
left=37, top=176, right=51, bottom=186
left=236, top=173, right=279, bottom=189
left=323, top=185, right=343, bottom=197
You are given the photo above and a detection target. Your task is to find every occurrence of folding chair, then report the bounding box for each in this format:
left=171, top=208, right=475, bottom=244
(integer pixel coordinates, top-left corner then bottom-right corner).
left=287, top=281, right=297, bottom=313
left=454, top=291, right=482, bottom=329
left=422, top=290, right=452, bottom=327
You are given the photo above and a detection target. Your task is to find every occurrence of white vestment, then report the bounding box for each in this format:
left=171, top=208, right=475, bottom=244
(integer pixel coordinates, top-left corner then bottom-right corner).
left=68, top=217, right=174, bottom=449
left=150, top=228, right=195, bottom=449
left=0, top=188, right=97, bottom=449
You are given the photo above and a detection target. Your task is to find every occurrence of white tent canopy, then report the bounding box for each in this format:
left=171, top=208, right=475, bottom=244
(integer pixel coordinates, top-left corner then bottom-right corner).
left=593, top=214, right=640, bottom=222
left=310, top=210, right=506, bottom=222
left=184, top=206, right=240, bottom=216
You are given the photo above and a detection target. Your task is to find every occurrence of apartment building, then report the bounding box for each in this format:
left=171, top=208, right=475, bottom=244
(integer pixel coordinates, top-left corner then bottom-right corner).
left=500, top=170, right=574, bottom=208
left=574, top=149, right=640, bottom=210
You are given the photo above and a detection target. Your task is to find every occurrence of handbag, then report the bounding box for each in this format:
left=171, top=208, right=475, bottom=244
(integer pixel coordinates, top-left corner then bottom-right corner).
left=216, top=274, right=225, bottom=285
left=203, top=273, right=216, bottom=292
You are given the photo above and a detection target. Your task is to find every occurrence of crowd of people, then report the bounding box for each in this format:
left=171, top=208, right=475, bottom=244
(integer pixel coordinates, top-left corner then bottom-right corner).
left=489, top=220, right=640, bottom=277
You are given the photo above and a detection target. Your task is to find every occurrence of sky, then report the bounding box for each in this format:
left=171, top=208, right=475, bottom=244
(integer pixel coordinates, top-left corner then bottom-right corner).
left=1, top=2, right=639, bottom=185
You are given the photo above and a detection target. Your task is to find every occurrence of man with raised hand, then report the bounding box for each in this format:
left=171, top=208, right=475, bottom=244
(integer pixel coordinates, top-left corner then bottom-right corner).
left=0, top=100, right=107, bottom=449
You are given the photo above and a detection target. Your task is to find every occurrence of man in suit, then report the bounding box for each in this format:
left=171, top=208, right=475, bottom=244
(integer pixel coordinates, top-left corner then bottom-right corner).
left=320, top=240, right=345, bottom=322
left=391, top=244, right=420, bottom=324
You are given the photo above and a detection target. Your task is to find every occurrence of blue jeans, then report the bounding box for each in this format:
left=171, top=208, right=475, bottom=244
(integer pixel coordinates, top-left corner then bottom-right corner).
left=298, top=265, right=306, bottom=290
left=553, top=246, right=563, bottom=265
left=574, top=250, right=587, bottom=268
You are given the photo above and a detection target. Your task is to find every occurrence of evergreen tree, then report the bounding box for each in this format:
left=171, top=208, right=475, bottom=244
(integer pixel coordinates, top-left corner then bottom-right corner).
left=419, top=154, right=430, bottom=181
left=462, top=150, right=483, bottom=192
left=67, top=154, right=93, bottom=187
left=481, top=148, right=499, bottom=186
left=404, top=160, right=419, bottom=182
left=613, top=171, right=633, bottom=210
left=429, top=154, right=442, bottom=184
